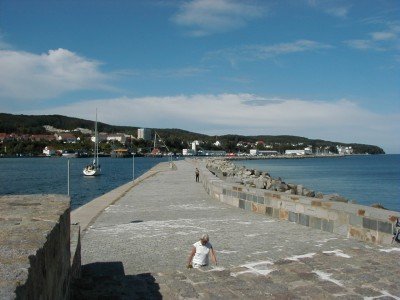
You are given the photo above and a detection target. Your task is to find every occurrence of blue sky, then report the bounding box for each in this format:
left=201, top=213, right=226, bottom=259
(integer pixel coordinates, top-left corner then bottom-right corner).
left=0, top=0, right=399, bottom=153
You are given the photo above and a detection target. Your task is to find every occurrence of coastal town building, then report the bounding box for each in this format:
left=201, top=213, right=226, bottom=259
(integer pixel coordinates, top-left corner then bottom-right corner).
left=42, top=146, right=56, bottom=156
left=74, top=128, right=92, bottom=135
left=182, top=149, right=195, bottom=156
left=285, top=147, right=313, bottom=155
left=106, top=133, right=131, bottom=144
left=111, top=148, right=130, bottom=158
left=250, top=150, right=279, bottom=156
left=137, top=128, right=152, bottom=141
left=54, top=133, right=77, bottom=143
left=91, top=133, right=107, bottom=143
left=337, top=146, right=353, bottom=155
left=191, top=140, right=200, bottom=153
left=43, top=125, right=70, bottom=133
left=197, top=150, right=226, bottom=156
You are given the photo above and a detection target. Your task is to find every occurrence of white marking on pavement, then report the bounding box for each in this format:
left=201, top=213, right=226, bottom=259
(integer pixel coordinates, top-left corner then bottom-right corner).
left=252, top=250, right=269, bottom=255
left=208, top=267, right=226, bottom=272
left=286, top=253, right=316, bottom=261
left=316, top=238, right=338, bottom=243
left=218, top=250, right=238, bottom=254
left=322, top=249, right=351, bottom=258
left=364, top=290, right=400, bottom=300
left=231, top=260, right=275, bottom=277
left=167, top=204, right=219, bottom=210
left=313, top=270, right=343, bottom=287
left=378, top=248, right=400, bottom=253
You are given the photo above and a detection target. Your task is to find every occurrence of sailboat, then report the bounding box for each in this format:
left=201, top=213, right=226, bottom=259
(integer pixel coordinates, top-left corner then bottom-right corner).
left=83, top=110, right=101, bottom=176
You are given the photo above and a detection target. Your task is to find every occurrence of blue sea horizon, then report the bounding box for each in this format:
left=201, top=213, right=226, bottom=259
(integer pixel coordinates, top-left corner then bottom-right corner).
left=233, top=154, right=399, bottom=212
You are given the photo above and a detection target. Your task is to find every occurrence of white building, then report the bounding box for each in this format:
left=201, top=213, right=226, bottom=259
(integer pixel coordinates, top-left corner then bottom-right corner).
left=250, top=149, right=279, bottom=156
left=182, top=149, right=195, bottom=156
left=91, top=133, right=108, bottom=143
left=107, top=133, right=130, bottom=144
left=137, top=128, right=152, bottom=141
left=250, top=149, right=258, bottom=156
left=285, top=147, right=313, bottom=156
left=214, top=141, right=221, bottom=147
left=191, top=140, right=200, bottom=152
left=337, top=146, right=353, bottom=155
left=43, top=146, right=56, bottom=157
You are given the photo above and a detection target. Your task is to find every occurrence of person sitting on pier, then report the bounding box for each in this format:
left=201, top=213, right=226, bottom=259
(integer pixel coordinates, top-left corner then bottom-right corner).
left=187, top=234, right=217, bottom=268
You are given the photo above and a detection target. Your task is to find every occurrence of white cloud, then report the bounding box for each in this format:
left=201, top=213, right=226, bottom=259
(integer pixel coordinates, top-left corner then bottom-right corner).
left=172, top=0, right=265, bottom=36
left=0, top=48, right=110, bottom=101
left=345, top=21, right=400, bottom=52
left=21, top=93, right=400, bottom=153
left=307, top=0, right=350, bottom=18
left=344, top=39, right=380, bottom=51
left=371, top=31, right=396, bottom=41
left=205, top=40, right=332, bottom=65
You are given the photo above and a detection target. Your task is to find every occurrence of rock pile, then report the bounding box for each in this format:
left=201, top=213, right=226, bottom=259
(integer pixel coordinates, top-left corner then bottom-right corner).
left=206, top=159, right=352, bottom=203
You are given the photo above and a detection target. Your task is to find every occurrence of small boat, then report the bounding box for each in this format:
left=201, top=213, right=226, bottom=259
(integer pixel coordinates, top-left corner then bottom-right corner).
left=83, top=110, right=101, bottom=176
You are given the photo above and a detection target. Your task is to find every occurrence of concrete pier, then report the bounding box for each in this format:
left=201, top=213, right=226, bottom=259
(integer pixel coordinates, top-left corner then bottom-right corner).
left=73, top=160, right=400, bottom=299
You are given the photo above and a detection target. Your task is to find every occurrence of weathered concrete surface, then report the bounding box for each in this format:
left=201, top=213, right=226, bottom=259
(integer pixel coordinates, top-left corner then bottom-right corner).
left=71, top=161, right=175, bottom=232
left=0, top=194, right=70, bottom=300
left=75, top=160, right=400, bottom=299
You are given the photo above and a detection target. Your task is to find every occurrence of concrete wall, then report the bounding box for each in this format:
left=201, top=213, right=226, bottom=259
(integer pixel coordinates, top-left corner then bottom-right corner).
left=0, top=195, right=76, bottom=300
left=199, top=164, right=400, bottom=245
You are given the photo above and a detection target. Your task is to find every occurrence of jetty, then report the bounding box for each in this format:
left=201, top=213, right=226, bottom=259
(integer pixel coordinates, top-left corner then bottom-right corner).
left=72, top=160, right=399, bottom=299
left=1, top=159, right=399, bottom=299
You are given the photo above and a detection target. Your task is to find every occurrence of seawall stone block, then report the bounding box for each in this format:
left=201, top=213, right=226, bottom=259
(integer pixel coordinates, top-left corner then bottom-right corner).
left=265, top=207, right=273, bottom=217
left=349, top=214, right=363, bottom=227
left=279, top=208, right=289, bottom=220
left=288, top=211, right=298, bottom=223
left=363, top=218, right=378, bottom=231
left=295, top=204, right=305, bottom=214
left=221, top=195, right=239, bottom=208
left=200, top=162, right=400, bottom=245
left=377, top=221, right=392, bottom=234
left=322, top=219, right=334, bottom=233
left=298, top=214, right=310, bottom=227
left=0, top=195, right=71, bottom=300
left=238, top=199, right=245, bottom=210
left=309, top=216, right=322, bottom=230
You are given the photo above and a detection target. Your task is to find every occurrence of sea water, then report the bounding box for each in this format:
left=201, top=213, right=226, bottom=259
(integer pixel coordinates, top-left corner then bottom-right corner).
left=0, top=156, right=172, bottom=210
left=233, top=154, right=399, bottom=212
left=1, top=155, right=398, bottom=212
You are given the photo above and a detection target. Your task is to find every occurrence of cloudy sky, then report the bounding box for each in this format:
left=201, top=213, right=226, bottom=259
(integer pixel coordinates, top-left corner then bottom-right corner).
left=0, top=0, right=399, bottom=153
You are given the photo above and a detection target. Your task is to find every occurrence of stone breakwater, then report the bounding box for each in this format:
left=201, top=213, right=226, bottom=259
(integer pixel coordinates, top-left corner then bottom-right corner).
left=207, top=159, right=351, bottom=204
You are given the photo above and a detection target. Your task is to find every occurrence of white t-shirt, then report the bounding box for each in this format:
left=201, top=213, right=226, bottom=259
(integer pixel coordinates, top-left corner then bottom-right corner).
left=192, top=241, right=212, bottom=266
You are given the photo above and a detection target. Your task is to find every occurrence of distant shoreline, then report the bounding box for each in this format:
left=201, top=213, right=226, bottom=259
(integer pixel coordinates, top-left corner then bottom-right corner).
left=225, top=153, right=348, bottom=160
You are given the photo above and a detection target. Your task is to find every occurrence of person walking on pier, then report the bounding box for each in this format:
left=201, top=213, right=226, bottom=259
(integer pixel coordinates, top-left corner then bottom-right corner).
left=187, top=234, right=217, bottom=268
left=195, top=168, right=200, bottom=182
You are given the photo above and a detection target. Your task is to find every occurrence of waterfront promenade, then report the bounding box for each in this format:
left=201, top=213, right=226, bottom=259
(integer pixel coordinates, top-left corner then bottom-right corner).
left=73, top=160, right=400, bottom=299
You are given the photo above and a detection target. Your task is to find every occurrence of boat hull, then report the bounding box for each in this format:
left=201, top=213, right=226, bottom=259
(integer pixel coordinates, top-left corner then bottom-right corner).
left=83, top=168, right=100, bottom=176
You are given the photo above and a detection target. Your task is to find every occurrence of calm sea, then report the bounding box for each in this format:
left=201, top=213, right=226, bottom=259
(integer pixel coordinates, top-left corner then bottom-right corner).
left=234, top=154, right=399, bottom=212
left=0, top=156, right=172, bottom=210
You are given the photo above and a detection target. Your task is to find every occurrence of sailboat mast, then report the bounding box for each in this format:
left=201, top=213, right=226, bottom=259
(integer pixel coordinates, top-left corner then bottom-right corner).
left=95, top=109, right=99, bottom=165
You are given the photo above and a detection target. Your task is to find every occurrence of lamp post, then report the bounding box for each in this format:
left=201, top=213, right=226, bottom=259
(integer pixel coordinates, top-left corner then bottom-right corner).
left=132, top=153, right=135, bottom=182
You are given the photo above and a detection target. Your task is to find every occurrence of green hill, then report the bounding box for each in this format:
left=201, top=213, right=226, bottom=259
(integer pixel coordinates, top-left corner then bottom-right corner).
left=0, top=113, right=385, bottom=154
